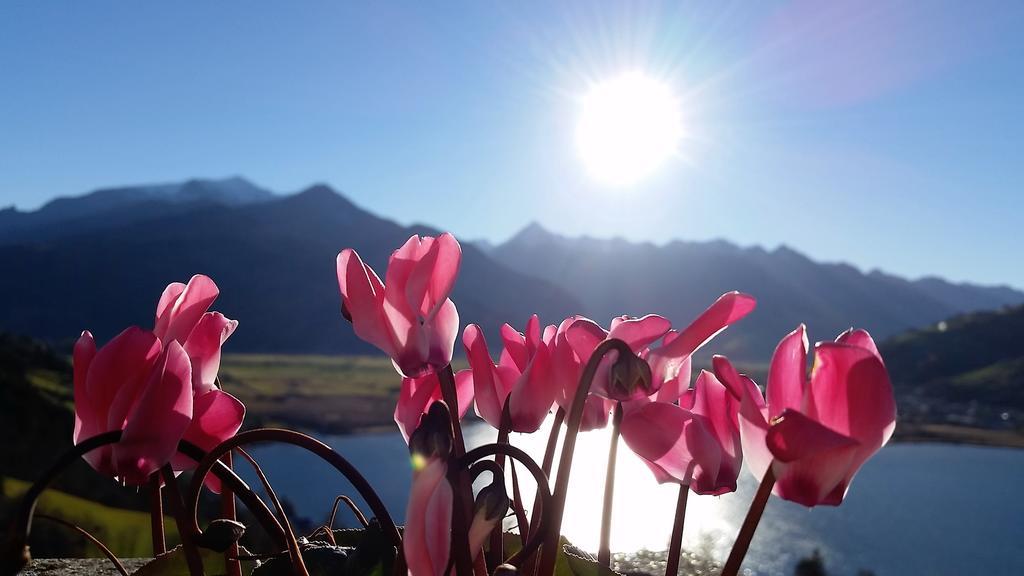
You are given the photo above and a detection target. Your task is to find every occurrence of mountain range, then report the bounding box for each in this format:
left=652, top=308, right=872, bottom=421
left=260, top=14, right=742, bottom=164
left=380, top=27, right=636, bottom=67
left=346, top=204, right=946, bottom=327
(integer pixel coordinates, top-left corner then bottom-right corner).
left=1, top=178, right=1021, bottom=361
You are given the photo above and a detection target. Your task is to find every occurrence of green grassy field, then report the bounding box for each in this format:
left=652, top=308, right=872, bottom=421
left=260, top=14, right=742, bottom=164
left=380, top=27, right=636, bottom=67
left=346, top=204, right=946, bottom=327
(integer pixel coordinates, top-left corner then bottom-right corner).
left=2, top=477, right=179, bottom=558
left=219, top=354, right=415, bottom=433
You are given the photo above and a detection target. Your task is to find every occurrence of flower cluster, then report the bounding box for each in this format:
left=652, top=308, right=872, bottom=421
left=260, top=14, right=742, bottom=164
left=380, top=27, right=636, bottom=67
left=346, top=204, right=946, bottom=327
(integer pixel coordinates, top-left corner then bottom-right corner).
left=49, top=230, right=895, bottom=576
left=337, top=232, right=897, bottom=576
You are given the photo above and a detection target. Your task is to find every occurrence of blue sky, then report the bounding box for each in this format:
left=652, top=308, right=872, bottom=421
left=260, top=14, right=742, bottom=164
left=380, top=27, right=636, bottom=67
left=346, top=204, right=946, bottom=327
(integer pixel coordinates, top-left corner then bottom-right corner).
left=2, top=1, right=1022, bottom=287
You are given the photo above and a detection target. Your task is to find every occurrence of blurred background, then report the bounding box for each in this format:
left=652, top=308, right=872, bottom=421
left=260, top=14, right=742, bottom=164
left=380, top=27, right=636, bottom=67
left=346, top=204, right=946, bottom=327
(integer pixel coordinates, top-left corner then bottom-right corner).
left=1, top=2, right=1022, bottom=575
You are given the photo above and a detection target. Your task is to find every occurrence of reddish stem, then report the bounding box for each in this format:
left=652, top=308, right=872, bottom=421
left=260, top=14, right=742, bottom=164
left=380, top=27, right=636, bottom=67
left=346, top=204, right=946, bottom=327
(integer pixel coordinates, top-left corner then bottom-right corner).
left=720, top=468, right=776, bottom=576
left=437, top=365, right=477, bottom=576
left=597, top=403, right=623, bottom=568
left=220, top=451, right=242, bottom=576
left=509, top=459, right=529, bottom=547
left=664, top=485, right=689, bottom=576
left=148, top=475, right=166, bottom=556
left=233, top=448, right=309, bottom=576
left=454, top=443, right=552, bottom=568
left=536, top=339, right=634, bottom=576
left=160, top=466, right=205, bottom=576
left=488, top=404, right=513, bottom=570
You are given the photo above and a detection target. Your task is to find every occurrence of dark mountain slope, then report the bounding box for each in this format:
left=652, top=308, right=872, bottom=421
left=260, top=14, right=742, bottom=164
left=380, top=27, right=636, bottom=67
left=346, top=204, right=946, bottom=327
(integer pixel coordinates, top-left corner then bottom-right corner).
left=882, top=304, right=1024, bottom=409
left=0, top=186, right=580, bottom=354
left=491, top=223, right=1024, bottom=360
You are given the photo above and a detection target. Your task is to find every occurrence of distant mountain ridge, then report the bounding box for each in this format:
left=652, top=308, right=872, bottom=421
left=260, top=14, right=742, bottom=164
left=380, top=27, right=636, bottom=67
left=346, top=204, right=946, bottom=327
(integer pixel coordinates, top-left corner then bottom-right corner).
left=0, top=181, right=580, bottom=354
left=0, top=177, right=274, bottom=244
left=490, top=222, right=1024, bottom=360
left=0, top=178, right=1020, bottom=360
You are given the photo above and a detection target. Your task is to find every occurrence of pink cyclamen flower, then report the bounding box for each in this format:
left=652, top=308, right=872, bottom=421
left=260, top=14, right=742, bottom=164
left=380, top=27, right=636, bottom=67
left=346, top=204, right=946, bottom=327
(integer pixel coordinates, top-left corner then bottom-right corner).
left=464, top=315, right=556, bottom=433
left=620, top=370, right=742, bottom=495
left=565, top=314, right=672, bottom=401
left=593, top=293, right=754, bottom=493
left=551, top=316, right=614, bottom=431
left=73, top=328, right=193, bottom=485
left=155, top=276, right=246, bottom=492
left=715, top=325, right=897, bottom=507
left=395, top=370, right=475, bottom=442
left=337, top=233, right=461, bottom=378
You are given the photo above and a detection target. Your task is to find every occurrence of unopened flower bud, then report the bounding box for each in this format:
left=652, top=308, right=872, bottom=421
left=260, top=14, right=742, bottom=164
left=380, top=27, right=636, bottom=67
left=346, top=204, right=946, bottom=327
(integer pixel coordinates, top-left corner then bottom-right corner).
left=607, top=350, right=653, bottom=401
left=473, top=481, right=510, bottom=524
left=409, top=401, right=453, bottom=465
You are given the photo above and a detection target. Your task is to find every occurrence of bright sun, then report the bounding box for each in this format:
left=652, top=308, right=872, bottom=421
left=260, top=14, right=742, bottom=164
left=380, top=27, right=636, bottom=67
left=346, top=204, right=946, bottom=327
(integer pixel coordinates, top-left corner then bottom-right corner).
left=575, top=72, right=683, bottom=187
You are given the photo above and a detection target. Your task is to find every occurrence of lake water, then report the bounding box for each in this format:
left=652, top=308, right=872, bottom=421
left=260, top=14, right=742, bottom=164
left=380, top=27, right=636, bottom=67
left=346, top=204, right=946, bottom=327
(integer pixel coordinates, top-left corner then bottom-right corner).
left=239, top=418, right=1024, bottom=576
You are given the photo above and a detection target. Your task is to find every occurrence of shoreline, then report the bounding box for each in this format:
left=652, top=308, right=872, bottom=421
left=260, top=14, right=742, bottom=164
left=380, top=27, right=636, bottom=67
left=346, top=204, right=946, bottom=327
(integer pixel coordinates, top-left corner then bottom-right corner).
left=263, top=417, right=1024, bottom=450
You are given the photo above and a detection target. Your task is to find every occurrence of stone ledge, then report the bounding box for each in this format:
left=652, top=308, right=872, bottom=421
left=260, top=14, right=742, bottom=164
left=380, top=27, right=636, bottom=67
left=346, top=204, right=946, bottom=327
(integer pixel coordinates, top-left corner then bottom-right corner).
left=20, top=558, right=150, bottom=575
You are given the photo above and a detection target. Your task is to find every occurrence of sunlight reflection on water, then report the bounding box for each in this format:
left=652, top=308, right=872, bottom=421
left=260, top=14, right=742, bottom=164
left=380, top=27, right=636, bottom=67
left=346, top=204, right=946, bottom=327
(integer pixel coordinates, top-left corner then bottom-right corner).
left=243, top=415, right=1024, bottom=576
left=461, top=416, right=743, bottom=558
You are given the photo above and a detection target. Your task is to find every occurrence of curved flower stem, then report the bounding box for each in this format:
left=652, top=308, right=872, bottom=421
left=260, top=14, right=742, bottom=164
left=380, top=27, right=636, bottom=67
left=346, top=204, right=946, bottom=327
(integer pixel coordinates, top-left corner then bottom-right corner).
left=488, top=403, right=513, bottom=570
left=35, top=514, right=129, bottom=576
left=148, top=475, right=166, bottom=556
left=232, top=448, right=308, bottom=576
left=220, top=451, right=242, bottom=576
left=161, top=466, right=205, bottom=576
left=540, top=408, right=565, bottom=478
left=663, top=485, right=689, bottom=576
left=524, top=407, right=564, bottom=564
left=597, top=402, right=624, bottom=568
left=537, top=338, right=633, bottom=576
left=720, top=468, right=776, bottom=576
left=438, top=365, right=478, bottom=576
left=509, top=459, right=528, bottom=547
left=329, top=495, right=370, bottom=529
left=455, top=443, right=552, bottom=568
left=185, top=428, right=402, bottom=551
left=175, top=440, right=287, bottom=549
left=1, top=431, right=287, bottom=576
left=3, top=429, right=122, bottom=575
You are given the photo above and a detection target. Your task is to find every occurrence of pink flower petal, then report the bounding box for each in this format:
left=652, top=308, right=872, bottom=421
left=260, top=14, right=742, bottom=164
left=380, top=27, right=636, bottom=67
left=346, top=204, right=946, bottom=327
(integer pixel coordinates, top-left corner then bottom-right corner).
left=395, top=371, right=475, bottom=442
left=806, top=340, right=897, bottom=503
left=508, top=343, right=555, bottom=433
left=767, top=325, right=809, bottom=420
left=691, top=371, right=741, bottom=494
left=835, top=328, right=882, bottom=362
left=620, top=402, right=720, bottom=488
left=113, top=341, right=194, bottom=485
left=155, top=275, right=220, bottom=345
left=154, top=282, right=186, bottom=332
left=175, top=390, right=245, bottom=492
left=464, top=324, right=507, bottom=428
left=337, top=249, right=397, bottom=357
left=425, top=298, right=459, bottom=371
left=767, top=409, right=860, bottom=507
left=182, top=312, right=237, bottom=395
left=607, top=314, right=671, bottom=351
left=659, top=292, right=756, bottom=359
left=93, top=327, right=163, bottom=435
left=565, top=318, right=608, bottom=362
left=652, top=354, right=692, bottom=403
left=500, top=323, right=529, bottom=372
left=73, top=331, right=98, bottom=445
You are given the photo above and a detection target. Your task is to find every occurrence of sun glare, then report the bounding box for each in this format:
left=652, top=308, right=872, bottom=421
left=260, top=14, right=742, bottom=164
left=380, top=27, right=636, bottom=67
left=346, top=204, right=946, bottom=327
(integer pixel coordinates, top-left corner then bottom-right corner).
left=575, top=72, right=683, bottom=187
